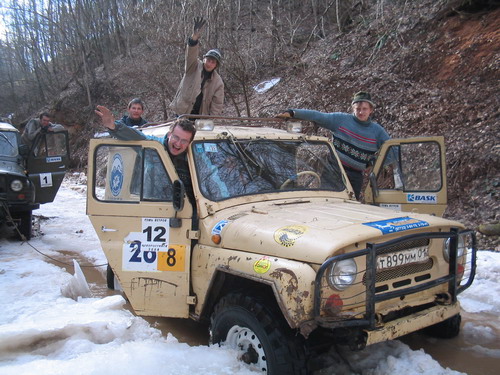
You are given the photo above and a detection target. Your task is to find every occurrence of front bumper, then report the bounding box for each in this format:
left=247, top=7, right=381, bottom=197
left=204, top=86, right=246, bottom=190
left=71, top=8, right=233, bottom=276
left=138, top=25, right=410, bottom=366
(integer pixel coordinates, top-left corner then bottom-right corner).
left=364, top=302, right=460, bottom=345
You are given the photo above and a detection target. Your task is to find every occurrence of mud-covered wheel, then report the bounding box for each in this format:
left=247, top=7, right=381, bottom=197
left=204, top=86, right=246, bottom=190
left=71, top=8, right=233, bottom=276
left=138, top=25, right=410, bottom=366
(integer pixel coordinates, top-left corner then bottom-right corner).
left=210, top=293, right=307, bottom=375
left=16, top=211, right=32, bottom=240
left=424, top=313, right=461, bottom=339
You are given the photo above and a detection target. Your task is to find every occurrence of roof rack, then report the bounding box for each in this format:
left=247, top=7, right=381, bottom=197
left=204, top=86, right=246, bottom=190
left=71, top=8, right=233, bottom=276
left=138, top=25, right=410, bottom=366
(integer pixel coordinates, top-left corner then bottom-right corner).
left=178, top=114, right=288, bottom=126
left=139, top=115, right=293, bottom=131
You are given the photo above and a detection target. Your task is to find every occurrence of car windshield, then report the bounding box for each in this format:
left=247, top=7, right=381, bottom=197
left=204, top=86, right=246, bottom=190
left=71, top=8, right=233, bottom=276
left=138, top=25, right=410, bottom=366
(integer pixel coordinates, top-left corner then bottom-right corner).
left=0, top=131, right=18, bottom=157
left=193, top=138, right=346, bottom=201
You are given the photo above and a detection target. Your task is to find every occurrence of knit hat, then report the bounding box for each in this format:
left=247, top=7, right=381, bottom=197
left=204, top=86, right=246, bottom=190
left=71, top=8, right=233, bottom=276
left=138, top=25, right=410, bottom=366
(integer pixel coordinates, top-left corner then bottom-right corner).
left=351, top=91, right=375, bottom=107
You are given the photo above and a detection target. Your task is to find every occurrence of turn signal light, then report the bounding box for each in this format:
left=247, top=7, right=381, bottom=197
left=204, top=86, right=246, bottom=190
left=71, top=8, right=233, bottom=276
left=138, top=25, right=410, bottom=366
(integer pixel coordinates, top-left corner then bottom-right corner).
left=324, top=294, right=343, bottom=316
left=212, top=234, right=221, bottom=244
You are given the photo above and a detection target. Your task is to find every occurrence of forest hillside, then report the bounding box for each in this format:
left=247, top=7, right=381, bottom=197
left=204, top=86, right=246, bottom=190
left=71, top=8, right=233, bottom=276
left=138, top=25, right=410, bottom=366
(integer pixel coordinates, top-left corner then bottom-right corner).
left=1, top=0, right=498, bottom=248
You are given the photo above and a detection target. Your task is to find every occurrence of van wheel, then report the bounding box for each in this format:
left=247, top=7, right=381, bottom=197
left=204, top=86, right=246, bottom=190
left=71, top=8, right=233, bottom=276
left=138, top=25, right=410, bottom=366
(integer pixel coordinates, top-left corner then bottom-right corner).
left=210, top=293, right=307, bottom=375
left=17, top=211, right=32, bottom=240
left=423, top=313, right=461, bottom=339
left=106, top=264, right=115, bottom=290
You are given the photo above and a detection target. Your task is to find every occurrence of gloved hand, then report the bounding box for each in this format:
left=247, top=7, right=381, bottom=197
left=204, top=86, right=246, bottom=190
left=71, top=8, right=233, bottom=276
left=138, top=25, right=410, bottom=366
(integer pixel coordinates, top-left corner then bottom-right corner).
left=275, top=110, right=294, bottom=119
left=193, top=17, right=206, bottom=40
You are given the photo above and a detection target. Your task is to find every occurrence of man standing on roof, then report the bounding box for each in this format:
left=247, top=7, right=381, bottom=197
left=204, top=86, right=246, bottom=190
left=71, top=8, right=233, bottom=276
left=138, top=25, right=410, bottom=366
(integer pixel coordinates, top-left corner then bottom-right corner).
left=276, top=92, right=390, bottom=200
left=170, top=17, right=224, bottom=117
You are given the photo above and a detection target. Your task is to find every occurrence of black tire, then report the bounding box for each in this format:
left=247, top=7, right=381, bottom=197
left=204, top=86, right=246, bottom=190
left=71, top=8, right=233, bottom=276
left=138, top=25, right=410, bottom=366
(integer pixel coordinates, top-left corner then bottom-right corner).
left=424, top=313, right=461, bottom=339
left=210, top=293, right=307, bottom=375
left=17, top=211, right=32, bottom=240
left=106, top=264, right=115, bottom=290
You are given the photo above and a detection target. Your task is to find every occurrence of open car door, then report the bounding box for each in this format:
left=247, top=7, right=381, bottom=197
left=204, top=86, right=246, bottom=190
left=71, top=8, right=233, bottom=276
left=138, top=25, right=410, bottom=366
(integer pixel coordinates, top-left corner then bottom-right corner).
left=26, top=130, right=70, bottom=204
left=364, top=136, right=447, bottom=217
left=86, top=139, right=194, bottom=318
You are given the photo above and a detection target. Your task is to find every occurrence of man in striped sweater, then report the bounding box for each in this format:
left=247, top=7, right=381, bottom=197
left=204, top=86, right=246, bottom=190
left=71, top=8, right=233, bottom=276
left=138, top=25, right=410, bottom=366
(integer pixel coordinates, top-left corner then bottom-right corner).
left=276, top=92, right=390, bottom=200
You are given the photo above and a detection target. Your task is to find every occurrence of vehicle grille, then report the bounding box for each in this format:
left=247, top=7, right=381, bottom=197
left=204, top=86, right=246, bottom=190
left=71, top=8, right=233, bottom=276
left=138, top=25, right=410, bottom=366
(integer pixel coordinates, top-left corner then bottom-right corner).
left=376, top=238, right=429, bottom=255
left=362, top=238, right=432, bottom=285
left=363, top=258, right=434, bottom=285
left=314, top=231, right=477, bottom=329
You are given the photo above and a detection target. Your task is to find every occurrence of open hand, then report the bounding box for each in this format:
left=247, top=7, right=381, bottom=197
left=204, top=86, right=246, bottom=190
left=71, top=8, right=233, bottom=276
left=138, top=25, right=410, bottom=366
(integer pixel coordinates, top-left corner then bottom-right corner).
left=95, top=105, right=116, bottom=130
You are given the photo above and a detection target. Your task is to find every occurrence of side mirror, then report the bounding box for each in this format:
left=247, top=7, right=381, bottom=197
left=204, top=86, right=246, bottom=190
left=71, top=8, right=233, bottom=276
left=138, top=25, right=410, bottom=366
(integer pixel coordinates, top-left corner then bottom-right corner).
left=173, top=180, right=185, bottom=212
left=369, top=172, right=379, bottom=198
left=18, top=144, right=30, bottom=158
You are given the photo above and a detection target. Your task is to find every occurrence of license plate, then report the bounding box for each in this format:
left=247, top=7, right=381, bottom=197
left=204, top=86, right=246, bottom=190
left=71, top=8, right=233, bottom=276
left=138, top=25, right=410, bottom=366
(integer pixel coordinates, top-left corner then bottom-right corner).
left=377, top=246, right=429, bottom=270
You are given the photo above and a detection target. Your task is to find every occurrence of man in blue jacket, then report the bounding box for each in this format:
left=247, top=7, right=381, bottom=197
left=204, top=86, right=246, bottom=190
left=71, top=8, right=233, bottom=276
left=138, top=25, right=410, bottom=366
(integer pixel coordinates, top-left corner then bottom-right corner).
left=95, top=105, right=195, bottom=200
left=276, top=92, right=390, bottom=200
left=119, top=98, right=148, bottom=127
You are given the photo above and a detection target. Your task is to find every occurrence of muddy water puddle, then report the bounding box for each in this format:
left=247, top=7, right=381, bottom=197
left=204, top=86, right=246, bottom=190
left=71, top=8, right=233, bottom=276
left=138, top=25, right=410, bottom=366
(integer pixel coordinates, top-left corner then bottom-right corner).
left=400, top=311, right=500, bottom=375
left=48, top=250, right=498, bottom=373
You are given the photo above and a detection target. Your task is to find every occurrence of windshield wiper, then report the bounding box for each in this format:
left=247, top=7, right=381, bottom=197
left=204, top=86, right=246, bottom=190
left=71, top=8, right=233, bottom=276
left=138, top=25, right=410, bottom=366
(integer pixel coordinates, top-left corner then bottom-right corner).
left=228, top=137, right=261, bottom=181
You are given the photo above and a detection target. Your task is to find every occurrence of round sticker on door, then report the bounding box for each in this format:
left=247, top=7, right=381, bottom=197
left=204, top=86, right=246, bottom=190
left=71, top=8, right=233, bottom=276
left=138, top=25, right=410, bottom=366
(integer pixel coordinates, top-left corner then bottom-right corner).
left=110, top=153, right=124, bottom=197
left=274, top=225, right=308, bottom=247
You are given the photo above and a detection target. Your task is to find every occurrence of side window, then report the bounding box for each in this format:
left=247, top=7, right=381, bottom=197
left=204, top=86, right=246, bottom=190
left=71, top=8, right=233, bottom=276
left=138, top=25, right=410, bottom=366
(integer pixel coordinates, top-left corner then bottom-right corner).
left=34, top=132, right=68, bottom=157
left=94, top=145, right=173, bottom=202
left=376, top=141, right=442, bottom=191
left=143, top=148, right=173, bottom=201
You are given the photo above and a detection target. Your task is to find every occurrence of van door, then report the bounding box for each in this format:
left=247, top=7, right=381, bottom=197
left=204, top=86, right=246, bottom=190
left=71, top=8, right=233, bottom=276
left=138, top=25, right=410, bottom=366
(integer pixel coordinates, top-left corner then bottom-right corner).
left=86, top=139, right=194, bottom=318
left=364, top=136, right=447, bottom=217
left=27, top=130, right=70, bottom=204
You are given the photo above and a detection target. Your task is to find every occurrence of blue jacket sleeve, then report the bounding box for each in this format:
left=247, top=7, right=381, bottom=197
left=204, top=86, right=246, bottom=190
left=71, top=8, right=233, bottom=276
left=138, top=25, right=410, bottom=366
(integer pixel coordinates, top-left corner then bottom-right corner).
left=109, top=121, right=166, bottom=145
left=291, top=109, right=345, bottom=132
left=109, top=121, right=147, bottom=140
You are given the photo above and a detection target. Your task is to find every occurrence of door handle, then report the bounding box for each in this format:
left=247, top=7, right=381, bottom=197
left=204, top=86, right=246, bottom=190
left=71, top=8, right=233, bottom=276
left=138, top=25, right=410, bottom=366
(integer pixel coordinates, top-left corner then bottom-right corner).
left=101, top=226, right=117, bottom=232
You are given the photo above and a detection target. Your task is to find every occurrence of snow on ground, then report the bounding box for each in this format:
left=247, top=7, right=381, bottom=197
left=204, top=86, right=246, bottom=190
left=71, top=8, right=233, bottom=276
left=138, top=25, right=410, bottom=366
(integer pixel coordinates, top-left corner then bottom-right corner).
left=0, top=177, right=499, bottom=375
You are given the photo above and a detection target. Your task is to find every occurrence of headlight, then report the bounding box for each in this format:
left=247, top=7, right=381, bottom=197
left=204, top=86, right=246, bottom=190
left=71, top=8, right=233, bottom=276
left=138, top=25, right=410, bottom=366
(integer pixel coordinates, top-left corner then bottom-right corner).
left=443, top=235, right=466, bottom=262
left=10, top=179, right=23, bottom=192
left=327, top=259, right=357, bottom=290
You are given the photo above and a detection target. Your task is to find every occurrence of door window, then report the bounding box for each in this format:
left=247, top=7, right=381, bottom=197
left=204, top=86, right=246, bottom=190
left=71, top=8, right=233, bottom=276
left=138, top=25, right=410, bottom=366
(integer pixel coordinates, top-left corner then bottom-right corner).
left=376, top=141, right=442, bottom=192
left=33, top=132, right=68, bottom=157
left=94, top=145, right=173, bottom=202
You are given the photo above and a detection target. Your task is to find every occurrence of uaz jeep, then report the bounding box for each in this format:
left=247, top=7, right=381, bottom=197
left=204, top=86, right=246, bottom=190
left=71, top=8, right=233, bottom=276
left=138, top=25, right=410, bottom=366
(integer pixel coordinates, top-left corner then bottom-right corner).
left=0, top=121, right=69, bottom=239
left=87, top=117, right=476, bottom=374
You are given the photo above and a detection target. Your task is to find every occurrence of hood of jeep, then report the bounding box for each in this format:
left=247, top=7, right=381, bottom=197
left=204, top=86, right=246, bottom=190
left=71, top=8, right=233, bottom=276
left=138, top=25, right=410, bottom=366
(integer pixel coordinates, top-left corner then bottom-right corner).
left=201, top=198, right=461, bottom=264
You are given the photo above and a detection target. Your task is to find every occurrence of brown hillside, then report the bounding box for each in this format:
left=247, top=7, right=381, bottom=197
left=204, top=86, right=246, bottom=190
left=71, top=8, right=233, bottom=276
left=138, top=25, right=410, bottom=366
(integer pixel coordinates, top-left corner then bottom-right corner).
left=57, top=3, right=499, bottom=249
left=243, top=6, right=500, bottom=249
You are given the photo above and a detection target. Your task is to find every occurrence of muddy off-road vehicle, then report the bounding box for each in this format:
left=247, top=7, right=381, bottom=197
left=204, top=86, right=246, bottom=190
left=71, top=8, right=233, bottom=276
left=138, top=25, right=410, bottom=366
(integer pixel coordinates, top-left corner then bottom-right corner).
left=0, top=121, right=69, bottom=240
left=87, top=117, right=476, bottom=374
